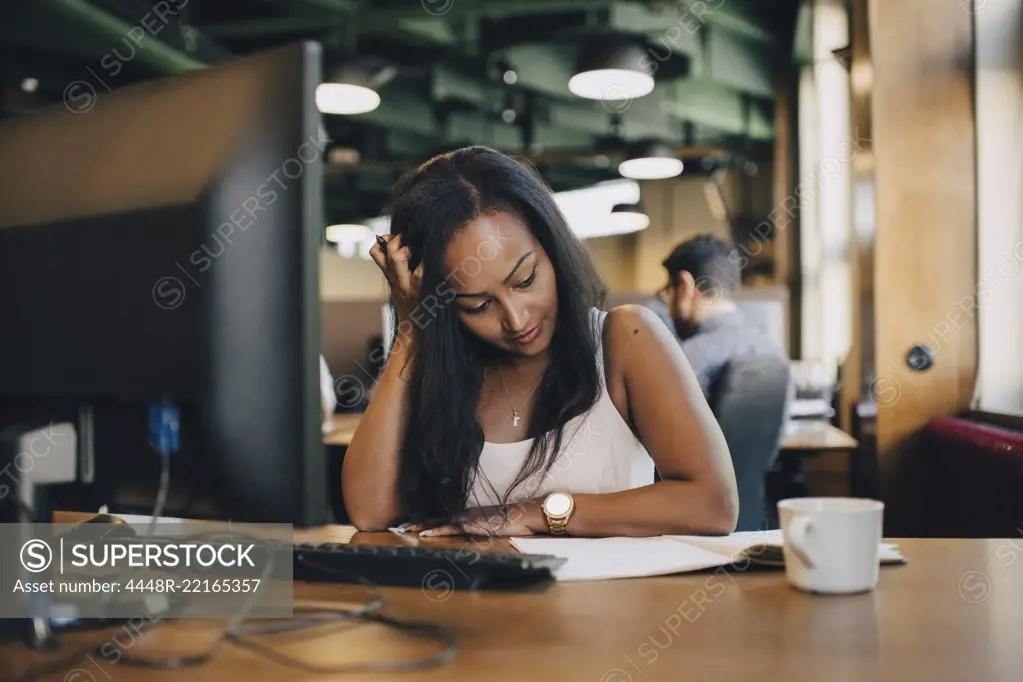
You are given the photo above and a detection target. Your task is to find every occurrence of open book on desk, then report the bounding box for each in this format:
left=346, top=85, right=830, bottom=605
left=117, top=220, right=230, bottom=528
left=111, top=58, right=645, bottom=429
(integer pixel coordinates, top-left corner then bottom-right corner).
left=509, top=530, right=906, bottom=582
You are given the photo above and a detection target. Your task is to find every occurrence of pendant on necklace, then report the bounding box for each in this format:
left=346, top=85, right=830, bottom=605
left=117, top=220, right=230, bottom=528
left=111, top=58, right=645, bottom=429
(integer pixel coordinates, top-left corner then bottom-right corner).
left=512, top=412, right=520, bottom=426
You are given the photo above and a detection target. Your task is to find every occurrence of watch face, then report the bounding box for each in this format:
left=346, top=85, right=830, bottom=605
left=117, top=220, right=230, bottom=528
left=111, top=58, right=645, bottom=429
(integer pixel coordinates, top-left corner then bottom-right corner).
left=545, top=493, right=572, bottom=516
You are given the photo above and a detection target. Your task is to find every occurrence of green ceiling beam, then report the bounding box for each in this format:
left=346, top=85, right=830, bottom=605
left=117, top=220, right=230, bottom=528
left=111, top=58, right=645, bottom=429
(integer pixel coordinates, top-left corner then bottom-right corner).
left=609, top=3, right=703, bottom=39
left=0, top=3, right=121, bottom=60
left=202, top=0, right=614, bottom=37
left=532, top=123, right=596, bottom=149
left=448, top=112, right=523, bottom=149
left=352, top=83, right=437, bottom=136
left=661, top=80, right=773, bottom=140
left=386, top=130, right=437, bottom=157
left=608, top=3, right=775, bottom=97
left=294, top=0, right=358, bottom=12
left=695, top=1, right=782, bottom=46
left=294, top=0, right=784, bottom=45
left=615, top=89, right=682, bottom=141
left=705, top=30, right=774, bottom=97
left=201, top=17, right=328, bottom=39
left=547, top=101, right=614, bottom=136
left=395, top=18, right=461, bottom=44
left=37, top=0, right=207, bottom=73
left=200, top=15, right=460, bottom=43
left=502, top=44, right=578, bottom=100
left=431, top=65, right=502, bottom=108
left=791, top=0, right=814, bottom=65
left=204, top=0, right=786, bottom=49
left=354, top=0, right=615, bottom=21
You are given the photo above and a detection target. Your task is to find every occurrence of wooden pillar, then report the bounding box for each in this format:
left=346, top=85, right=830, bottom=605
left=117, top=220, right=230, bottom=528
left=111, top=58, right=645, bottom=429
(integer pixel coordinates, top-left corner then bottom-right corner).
left=854, top=0, right=977, bottom=534
left=772, top=71, right=799, bottom=357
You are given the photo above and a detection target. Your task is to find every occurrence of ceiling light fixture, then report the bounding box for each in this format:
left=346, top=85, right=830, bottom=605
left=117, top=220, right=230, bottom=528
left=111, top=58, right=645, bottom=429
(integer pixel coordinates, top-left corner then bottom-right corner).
left=608, top=203, right=650, bottom=234
left=325, top=223, right=374, bottom=258
left=568, top=35, right=654, bottom=101
left=316, top=65, right=380, bottom=115
left=618, top=140, right=684, bottom=180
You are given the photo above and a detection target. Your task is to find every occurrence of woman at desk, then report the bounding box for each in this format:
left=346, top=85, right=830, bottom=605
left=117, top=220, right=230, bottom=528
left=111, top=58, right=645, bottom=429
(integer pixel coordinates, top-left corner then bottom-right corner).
left=342, top=146, right=738, bottom=538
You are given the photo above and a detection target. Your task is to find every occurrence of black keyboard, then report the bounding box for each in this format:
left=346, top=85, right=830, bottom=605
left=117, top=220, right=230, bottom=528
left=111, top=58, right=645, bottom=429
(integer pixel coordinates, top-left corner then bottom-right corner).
left=293, top=542, right=567, bottom=591
left=57, top=526, right=566, bottom=592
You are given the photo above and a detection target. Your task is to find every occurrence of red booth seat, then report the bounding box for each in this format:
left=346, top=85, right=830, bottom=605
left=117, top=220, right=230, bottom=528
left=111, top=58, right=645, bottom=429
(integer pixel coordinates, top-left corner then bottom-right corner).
left=920, top=416, right=1023, bottom=538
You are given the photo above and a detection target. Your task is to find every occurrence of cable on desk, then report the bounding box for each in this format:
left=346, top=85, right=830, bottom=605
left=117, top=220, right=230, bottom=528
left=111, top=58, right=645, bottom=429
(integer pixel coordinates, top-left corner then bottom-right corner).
left=145, top=402, right=178, bottom=538
left=7, top=418, right=459, bottom=676
left=145, top=442, right=171, bottom=537
left=8, top=579, right=457, bottom=679
left=2, top=428, right=181, bottom=682
left=222, top=566, right=460, bottom=673
left=85, top=434, right=177, bottom=620
left=111, top=574, right=458, bottom=675
left=227, top=609, right=460, bottom=674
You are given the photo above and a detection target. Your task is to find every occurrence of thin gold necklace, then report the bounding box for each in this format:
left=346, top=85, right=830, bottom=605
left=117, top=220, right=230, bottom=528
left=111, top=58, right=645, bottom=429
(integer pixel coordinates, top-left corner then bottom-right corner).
left=497, top=365, right=547, bottom=427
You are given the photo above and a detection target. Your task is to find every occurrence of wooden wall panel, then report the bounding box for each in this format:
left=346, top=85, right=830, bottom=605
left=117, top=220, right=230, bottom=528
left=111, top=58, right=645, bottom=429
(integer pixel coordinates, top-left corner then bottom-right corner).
left=868, top=0, right=977, bottom=534
left=773, top=71, right=800, bottom=357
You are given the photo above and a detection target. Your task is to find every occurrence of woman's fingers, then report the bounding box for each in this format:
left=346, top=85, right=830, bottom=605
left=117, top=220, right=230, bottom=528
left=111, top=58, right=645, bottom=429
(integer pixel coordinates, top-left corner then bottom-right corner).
left=371, top=234, right=416, bottom=301
left=369, top=239, right=389, bottom=274
left=419, top=517, right=509, bottom=538
left=390, top=246, right=413, bottom=296
left=383, top=233, right=403, bottom=259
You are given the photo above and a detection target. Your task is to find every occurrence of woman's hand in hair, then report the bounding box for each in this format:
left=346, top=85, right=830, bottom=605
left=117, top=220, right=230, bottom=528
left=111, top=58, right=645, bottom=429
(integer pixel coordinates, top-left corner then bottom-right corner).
left=370, top=234, right=424, bottom=324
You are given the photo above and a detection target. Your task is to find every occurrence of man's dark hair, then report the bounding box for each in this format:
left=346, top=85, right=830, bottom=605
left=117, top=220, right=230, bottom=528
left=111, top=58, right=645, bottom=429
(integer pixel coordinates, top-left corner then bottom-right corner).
left=662, top=234, right=741, bottom=295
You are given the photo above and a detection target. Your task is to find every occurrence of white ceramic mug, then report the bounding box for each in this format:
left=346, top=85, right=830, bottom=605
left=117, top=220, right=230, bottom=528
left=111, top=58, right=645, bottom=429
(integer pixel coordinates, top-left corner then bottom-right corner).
left=777, top=497, right=884, bottom=594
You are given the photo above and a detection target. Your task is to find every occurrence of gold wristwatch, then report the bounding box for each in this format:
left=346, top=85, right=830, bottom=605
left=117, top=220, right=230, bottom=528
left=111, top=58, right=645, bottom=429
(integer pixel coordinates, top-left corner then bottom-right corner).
left=542, top=492, right=575, bottom=535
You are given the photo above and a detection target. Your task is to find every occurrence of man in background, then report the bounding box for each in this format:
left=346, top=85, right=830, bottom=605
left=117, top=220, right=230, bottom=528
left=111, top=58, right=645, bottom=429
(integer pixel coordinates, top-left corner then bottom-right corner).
left=658, top=234, right=789, bottom=400
left=658, top=235, right=793, bottom=530
left=643, top=283, right=678, bottom=338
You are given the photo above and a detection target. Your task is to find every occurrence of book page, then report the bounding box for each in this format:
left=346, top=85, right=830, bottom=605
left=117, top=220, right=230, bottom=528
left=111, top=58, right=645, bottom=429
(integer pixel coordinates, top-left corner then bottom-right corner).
left=509, top=537, right=733, bottom=581
left=667, top=530, right=906, bottom=565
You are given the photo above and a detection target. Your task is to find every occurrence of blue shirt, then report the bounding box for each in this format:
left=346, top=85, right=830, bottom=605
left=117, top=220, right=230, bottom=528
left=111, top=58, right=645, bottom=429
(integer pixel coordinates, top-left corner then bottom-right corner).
left=678, top=310, right=790, bottom=403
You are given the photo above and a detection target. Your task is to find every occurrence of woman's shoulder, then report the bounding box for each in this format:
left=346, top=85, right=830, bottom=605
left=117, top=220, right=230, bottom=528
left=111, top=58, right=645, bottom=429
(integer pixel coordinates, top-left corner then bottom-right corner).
left=600, top=304, right=680, bottom=363
left=603, top=303, right=672, bottom=337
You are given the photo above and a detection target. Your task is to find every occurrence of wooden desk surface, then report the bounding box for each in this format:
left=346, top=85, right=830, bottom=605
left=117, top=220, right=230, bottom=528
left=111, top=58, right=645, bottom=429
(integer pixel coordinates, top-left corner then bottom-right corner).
left=780, top=420, right=859, bottom=451
left=323, top=412, right=363, bottom=447
left=6, top=522, right=1022, bottom=682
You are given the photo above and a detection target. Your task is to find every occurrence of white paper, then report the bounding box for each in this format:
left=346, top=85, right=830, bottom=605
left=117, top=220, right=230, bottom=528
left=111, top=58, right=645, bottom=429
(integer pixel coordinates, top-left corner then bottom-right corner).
left=509, top=537, right=734, bottom=581
left=511, top=531, right=906, bottom=582
left=665, top=529, right=786, bottom=559
left=673, top=530, right=905, bottom=563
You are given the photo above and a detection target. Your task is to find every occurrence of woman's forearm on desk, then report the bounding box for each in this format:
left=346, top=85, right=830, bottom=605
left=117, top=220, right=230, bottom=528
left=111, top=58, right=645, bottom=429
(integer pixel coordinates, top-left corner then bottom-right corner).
left=553, top=479, right=737, bottom=537
left=340, top=339, right=413, bottom=531
left=418, top=479, right=736, bottom=538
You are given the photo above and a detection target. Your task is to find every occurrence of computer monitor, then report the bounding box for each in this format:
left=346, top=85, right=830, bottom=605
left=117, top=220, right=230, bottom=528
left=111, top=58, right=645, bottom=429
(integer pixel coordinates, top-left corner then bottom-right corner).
left=0, top=42, right=329, bottom=527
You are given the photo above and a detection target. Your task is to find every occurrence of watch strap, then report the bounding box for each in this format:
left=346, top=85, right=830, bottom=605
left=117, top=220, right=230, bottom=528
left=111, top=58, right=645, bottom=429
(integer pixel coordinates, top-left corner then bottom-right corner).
left=547, top=514, right=569, bottom=535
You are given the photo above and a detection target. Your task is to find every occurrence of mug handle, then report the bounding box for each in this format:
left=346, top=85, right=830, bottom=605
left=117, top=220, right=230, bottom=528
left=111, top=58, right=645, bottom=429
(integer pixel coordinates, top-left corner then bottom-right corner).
left=784, top=515, right=817, bottom=568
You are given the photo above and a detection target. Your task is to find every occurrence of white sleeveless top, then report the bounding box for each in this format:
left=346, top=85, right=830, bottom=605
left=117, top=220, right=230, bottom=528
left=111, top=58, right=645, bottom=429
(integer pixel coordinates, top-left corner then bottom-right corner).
left=467, top=309, right=656, bottom=509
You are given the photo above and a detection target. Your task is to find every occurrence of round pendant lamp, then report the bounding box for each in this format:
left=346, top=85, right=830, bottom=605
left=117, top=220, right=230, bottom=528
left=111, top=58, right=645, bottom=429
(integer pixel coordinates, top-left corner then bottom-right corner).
left=569, top=35, right=654, bottom=101
left=618, top=140, right=684, bottom=180
left=609, top=202, right=650, bottom=234
left=317, top=64, right=380, bottom=115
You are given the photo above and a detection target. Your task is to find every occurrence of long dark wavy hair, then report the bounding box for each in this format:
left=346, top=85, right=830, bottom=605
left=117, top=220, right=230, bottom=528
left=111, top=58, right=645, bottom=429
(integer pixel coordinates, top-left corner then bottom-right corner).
left=386, top=146, right=608, bottom=524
